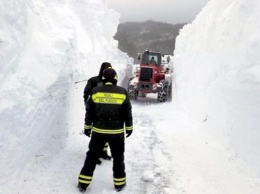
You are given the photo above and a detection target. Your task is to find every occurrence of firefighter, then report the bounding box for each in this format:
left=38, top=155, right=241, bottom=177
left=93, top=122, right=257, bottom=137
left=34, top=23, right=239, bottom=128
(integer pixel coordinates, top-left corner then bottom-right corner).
left=78, top=68, right=133, bottom=192
left=83, top=62, right=112, bottom=163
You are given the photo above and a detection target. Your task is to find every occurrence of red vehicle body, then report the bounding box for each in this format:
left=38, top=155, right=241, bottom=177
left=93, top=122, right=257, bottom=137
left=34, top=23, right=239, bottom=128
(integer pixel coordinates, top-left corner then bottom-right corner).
left=128, top=50, right=172, bottom=102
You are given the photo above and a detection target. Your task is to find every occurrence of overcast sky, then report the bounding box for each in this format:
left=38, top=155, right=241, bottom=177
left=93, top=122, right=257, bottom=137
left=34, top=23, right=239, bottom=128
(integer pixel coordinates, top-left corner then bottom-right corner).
left=107, top=0, right=211, bottom=24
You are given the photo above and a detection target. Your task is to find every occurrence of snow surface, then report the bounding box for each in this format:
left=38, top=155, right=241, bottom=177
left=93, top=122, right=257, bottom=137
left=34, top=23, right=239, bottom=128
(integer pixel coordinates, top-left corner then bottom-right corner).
left=1, top=0, right=260, bottom=194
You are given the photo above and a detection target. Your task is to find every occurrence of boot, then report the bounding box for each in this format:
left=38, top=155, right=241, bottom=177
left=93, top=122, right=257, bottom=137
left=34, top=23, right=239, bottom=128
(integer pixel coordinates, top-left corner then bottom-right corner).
left=78, top=183, right=88, bottom=192
left=100, top=151, right=112, bottom=160
left=115, top=183, right=126, bottom=192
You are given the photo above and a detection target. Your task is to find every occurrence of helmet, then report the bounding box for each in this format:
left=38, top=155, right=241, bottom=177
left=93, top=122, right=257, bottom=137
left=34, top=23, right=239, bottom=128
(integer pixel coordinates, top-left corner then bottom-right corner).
left=102, top=68, right=118, bottom=84
left=103, top=67, right=117, bottom=80
left=98, top=62, right=112, bottom=78
left=101, top=62, right=112, bottom=71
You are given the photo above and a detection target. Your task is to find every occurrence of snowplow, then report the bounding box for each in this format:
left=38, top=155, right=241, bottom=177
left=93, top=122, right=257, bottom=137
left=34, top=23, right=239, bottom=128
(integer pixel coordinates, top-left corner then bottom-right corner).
left=128, top=50, right=172, bottom=102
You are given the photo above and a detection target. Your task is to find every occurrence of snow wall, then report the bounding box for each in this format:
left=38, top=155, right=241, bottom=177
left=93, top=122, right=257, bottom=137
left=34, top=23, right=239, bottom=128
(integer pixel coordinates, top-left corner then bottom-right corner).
left=174, top=0, right=260, bottom=171
left=0, top=0, right=132, bottom=143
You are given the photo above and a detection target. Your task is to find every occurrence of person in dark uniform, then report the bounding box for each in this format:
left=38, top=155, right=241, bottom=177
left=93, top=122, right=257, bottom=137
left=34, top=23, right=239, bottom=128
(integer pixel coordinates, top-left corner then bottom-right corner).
left=149, top=56, right=157, bottom=65
left=83, top=62, right=112, bottom=163
left=83, top=62, right=112, bottom=104
left=78, top=68, right=133, bottom=192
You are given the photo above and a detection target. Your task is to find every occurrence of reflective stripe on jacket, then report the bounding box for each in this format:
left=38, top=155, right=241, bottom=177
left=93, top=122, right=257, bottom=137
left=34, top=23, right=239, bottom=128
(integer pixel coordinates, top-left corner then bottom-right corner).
left=85, top=82, right=133, bottom=135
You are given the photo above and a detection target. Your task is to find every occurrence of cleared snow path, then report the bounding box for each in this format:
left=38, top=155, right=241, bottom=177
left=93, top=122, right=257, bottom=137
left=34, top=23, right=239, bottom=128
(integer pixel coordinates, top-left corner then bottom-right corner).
left=0, top=82, right=172, bottom=194
left=126, top=100, right=174, bottom=194
left=1, top=82, right=260, bottom=194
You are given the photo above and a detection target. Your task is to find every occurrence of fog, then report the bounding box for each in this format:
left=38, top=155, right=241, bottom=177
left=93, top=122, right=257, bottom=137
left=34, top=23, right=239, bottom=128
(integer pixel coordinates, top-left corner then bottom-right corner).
left=107, top=0, right=211, bottom=24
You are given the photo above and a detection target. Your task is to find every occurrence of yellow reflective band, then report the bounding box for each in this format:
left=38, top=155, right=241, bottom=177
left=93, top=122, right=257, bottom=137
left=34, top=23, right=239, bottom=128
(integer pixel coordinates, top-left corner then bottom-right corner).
left=78, top=179, right=91, bottom=184
left=114, top=181, right=126, bottom=185
left=93, top=128, right=124, bottom=134
left=79, top=175, right=92, bottom=180
left=84, top=125, right=92, bottom=130
left=92, top=92, right=126, bottom=105
left=126, top=126, right=133, bottom=130
left=94, top=98, right=123, bottom=104
left=93, top=127, right=124, bottom=134
left=103, top=143, right=108, bottom=151
left=114, top=177, right=126, bottom=181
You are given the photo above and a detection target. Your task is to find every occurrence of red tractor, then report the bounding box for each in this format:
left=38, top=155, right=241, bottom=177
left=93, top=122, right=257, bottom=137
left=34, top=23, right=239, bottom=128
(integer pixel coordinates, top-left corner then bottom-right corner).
left=128, top=50, right=172, bottom=102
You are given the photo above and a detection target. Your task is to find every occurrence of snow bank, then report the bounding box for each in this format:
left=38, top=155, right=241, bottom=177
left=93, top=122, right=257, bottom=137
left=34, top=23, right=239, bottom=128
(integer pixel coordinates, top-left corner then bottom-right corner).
left=174, top=0, right=260, bottom=170
left=0, top=0, right=132, bottom=182
left=0, top=0, right=132, bottom=138
left=0, top=0, right=134, bottom=191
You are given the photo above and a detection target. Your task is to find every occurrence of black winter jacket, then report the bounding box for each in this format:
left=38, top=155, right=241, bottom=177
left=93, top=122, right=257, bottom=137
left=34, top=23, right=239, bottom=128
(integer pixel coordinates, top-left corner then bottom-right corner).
left=83, top=62, right=111, bottom=104
left=83, top=76, right=103, bottom=105
left=84, top=82, right=133, bottom=137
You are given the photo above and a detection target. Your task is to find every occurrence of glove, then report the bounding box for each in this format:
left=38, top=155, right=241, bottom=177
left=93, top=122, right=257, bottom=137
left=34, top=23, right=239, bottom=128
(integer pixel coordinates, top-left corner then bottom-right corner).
left=84, top=129, right=91, bottom=137
left=84, top=124, right=92, bottom=137
left=126, top=130, right=132, bottom=138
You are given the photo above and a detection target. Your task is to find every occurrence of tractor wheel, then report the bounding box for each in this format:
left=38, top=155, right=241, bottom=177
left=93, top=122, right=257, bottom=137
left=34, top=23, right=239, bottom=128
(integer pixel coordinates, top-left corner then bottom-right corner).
left=129, top=90, right=138, bottom=100
left=167, top=82, right=172, bottom=101
left=157, top=81, right=168, bottom=102
left=127, top=77, right=134, bottom=93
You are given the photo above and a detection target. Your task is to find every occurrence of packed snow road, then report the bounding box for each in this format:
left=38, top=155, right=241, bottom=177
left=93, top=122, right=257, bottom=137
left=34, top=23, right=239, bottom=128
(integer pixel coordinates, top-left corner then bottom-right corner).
left=0, top=81, right=173, bottom=194
left=1, top=81, right=260, bottom=194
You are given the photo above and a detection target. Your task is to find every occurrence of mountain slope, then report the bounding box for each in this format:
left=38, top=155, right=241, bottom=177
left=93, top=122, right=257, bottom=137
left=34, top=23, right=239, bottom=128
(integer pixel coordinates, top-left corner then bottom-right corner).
left=114, top=20, right=185, bottom=61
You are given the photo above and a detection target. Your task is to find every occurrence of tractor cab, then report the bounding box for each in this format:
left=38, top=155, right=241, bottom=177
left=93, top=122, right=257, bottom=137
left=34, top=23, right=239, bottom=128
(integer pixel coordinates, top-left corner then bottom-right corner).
left=139, top=50, right=164, bottom=83
left=141, top=50, right=162, bottom=66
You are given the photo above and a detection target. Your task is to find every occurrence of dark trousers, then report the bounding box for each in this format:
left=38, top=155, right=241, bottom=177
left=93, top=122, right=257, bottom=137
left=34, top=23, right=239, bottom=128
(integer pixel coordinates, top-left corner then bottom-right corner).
left=79, top=134, right=125, bottom=186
